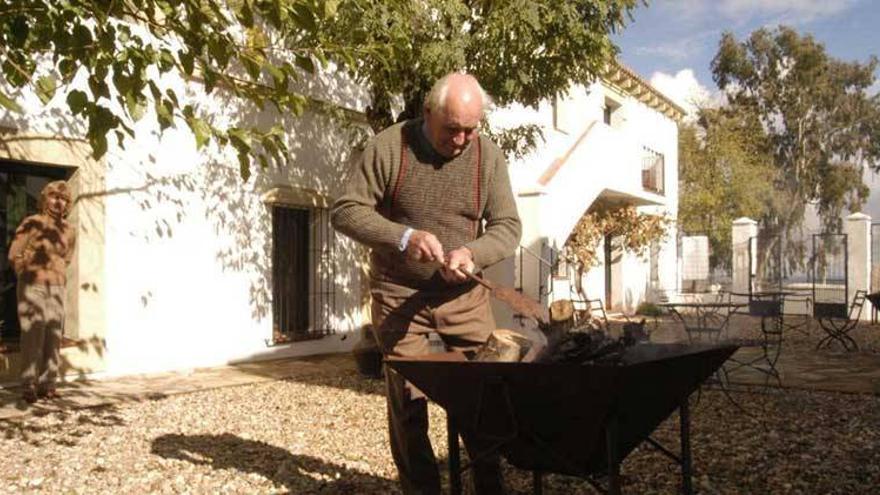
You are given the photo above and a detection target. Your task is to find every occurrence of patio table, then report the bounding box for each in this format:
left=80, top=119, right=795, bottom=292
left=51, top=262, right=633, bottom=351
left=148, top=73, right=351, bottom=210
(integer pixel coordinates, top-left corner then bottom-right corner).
left=662, top=300, right=782, bottom=385
left=659, top=302, right=746, bottom=343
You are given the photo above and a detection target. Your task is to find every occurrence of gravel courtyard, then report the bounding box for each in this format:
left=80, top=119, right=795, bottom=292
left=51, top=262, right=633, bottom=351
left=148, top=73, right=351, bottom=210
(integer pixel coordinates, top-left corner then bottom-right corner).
left=2, top=330, right=880, bottom=495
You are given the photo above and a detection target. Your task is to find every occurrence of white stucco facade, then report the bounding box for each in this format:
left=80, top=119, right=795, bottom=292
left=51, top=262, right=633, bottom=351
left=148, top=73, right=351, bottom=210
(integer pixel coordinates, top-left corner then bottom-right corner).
left=2, top=53, right=373, bottom=379
left=487, top=72, right=681, bottom=320
left=2, top=49, right=681, bottom=380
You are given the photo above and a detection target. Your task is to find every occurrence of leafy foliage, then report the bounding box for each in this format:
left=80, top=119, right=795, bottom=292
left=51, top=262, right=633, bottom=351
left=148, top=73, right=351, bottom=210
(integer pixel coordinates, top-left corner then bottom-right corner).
left=711, top=26, right=879, bottom=233
left=678, top=107, right=776, bottom=269
left=562, top=206, right=668, bottom=286
left=0, top=0, right=369, bottom=179
left=329, top=0, right=641, bottom=152
left=1, top=0, right=640, bottom=175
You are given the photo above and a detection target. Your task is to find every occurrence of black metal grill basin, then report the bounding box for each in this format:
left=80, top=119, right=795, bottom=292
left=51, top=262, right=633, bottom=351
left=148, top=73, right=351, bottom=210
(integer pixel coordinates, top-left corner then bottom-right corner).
left=386, top=343, right=737, bottom=478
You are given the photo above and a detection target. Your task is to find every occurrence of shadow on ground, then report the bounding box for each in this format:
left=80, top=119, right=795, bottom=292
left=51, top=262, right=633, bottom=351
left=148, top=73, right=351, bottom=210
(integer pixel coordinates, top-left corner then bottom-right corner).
left=0, top=404, right=126, bottom=447
left=151, top=433, right=398, bottom=494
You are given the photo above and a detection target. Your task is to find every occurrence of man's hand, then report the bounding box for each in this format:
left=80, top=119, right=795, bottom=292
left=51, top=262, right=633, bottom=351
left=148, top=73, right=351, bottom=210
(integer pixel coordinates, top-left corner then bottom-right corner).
left=440, top=247, right=475, bottom=284
left=406, top=230, right=445, bottom=264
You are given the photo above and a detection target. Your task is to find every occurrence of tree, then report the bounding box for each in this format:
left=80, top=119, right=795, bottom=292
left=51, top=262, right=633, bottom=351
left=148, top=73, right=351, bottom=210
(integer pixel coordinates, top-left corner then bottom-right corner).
left=678, top=107, right=776, bottom=270
left=0, top=0, right=374, bottom=179
left=711, top=26, right=879, bottom=234
left=331, top=0, right=640, bottom=136
left=562, top=206, right=668, bottom=300
left=1, top=0, right=640, bottom=178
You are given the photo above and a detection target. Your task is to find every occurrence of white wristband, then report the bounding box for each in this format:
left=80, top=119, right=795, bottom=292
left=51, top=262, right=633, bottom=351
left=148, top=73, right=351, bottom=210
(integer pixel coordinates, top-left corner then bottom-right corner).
left=399, top=227, right=414, bottom=252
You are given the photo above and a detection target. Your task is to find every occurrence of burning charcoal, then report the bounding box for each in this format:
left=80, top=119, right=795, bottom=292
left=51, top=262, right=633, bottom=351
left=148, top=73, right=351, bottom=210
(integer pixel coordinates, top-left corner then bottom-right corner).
left=473, top=329, right=535, bottom=362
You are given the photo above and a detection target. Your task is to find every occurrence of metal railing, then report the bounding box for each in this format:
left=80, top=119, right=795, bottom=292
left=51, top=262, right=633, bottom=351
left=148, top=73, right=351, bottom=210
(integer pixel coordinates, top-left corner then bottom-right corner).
left=641, top=148, right=665, bottom=195
left=518, top=244, right=555, bottom=304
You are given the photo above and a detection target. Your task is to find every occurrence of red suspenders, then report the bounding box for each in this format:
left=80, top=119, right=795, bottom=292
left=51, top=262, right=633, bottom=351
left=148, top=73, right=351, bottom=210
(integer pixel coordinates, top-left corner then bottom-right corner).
left=390, top=128, right=482, bottom=239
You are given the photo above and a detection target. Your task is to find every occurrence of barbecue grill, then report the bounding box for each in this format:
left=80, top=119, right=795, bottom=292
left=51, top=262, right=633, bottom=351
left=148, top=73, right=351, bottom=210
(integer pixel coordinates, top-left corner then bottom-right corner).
left=386, top=342, right=737, bottom=494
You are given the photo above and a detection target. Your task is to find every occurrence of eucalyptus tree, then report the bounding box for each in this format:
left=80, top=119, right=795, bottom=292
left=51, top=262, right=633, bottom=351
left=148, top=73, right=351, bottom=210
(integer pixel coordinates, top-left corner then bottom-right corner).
left=711, top=25, right=879, bottom=234
left=678, top=107, right=776, bottom=270
left=332, top=0, right=640, bottom=155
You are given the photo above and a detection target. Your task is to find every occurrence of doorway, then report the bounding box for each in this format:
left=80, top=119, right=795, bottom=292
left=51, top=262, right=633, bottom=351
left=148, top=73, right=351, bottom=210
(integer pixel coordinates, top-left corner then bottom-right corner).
left=0, top=161, right=74, bottom=349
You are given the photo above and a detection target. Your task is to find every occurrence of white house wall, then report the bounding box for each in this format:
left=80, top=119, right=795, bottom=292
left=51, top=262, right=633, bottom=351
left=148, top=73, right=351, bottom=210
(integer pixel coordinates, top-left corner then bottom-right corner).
left=2, top=49, right=372, bottom=376
left=100, top=79, right=370, bottom=375
left=489, top=79, right=680, bottom=312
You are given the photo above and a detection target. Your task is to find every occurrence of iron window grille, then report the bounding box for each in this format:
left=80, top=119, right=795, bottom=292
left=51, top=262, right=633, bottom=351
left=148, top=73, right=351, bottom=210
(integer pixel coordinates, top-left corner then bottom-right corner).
left=271, top=205, right=336, bottom=344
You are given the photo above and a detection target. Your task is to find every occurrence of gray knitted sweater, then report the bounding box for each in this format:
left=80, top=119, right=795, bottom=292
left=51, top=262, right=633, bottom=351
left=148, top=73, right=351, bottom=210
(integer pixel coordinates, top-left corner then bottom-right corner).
left=331, top=118, right=521, bottom=290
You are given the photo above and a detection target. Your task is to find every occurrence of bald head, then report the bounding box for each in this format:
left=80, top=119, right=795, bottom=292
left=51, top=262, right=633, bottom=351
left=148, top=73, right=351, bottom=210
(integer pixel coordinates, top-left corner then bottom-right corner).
left=425, top=73, right=491, bottom=114
left=422, top=73, right=490, bottom=158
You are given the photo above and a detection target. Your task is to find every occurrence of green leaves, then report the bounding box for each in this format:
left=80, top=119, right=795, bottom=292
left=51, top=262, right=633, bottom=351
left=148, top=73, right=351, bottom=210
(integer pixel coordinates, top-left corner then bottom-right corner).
left=35, top=75, right=57, bottom=105
left=66, top=90, right=89, bottom=114
left=0, top=0, right=639, bottom=182
left=710, top=26, right=880, bottom=232
left=0, top=91, right=23, bottom=113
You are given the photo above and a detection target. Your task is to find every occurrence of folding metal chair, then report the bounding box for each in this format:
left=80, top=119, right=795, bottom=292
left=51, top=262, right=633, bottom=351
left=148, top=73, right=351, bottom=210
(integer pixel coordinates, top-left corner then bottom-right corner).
left=780, top=292, right=812, bottom=336
left=815, top=289, right=867, bottom=351
left=723, top=294, right=783, bottom=386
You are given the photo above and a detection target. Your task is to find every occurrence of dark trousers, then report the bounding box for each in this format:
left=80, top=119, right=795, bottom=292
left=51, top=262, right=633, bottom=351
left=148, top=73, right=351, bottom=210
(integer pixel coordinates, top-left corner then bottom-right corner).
left=372, top=282, right=504, bottom=495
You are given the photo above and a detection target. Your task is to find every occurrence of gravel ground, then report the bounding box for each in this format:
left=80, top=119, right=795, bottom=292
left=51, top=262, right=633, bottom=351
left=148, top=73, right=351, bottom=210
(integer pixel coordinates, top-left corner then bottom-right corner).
left=1, top=356, right=878, bottom=495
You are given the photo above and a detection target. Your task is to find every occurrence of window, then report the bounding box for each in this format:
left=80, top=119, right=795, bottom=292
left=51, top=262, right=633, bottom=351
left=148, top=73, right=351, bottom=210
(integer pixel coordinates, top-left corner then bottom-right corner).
left=271, top=205, right=336, bottom=343
left=603, top=98, right=621, bottom=127
left=0, top=161, right=73, bottom=350
left=603, top=105, right=613, bottom=125
left=641, top=147, right=665, bottom=195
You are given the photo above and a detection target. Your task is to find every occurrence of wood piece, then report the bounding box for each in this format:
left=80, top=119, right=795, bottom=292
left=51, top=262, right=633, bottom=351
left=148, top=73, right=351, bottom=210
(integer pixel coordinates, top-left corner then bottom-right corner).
left=549, top=300, right=575, bottom=323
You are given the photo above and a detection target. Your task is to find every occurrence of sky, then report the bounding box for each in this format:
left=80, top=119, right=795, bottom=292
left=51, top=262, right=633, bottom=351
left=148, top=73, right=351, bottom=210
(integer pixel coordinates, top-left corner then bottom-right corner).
left=613, top=0, right=880, bottom=116
left=613, top=0, right=880, bottom=219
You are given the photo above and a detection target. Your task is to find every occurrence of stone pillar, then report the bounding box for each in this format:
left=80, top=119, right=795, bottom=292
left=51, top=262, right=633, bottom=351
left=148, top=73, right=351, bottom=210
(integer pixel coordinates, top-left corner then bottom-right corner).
left=844, top=212, right=871, bottom=319
left=731, top=217, right=758, bottom=295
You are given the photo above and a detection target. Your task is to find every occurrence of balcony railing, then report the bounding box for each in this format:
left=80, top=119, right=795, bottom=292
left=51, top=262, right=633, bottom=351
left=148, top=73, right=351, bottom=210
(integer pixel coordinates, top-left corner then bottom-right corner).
left=641, top=148, right=665, bottom=195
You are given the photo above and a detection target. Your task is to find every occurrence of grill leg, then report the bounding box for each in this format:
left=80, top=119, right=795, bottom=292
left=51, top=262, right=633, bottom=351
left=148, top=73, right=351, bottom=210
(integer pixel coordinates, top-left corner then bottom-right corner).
left=680, top=398, right=693, bottom=495
left=447, top=414, right=462, bottom=495
left=605, top=415, right=621, bottom=495
left=532, top=471, right=543, bottom=495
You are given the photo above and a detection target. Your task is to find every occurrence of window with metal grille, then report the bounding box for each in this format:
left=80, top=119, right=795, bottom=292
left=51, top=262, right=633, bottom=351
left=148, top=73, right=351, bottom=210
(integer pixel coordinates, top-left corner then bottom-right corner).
left=271, top=205, right=336, bottom=344
left=641, top=147, right=665, bottom=195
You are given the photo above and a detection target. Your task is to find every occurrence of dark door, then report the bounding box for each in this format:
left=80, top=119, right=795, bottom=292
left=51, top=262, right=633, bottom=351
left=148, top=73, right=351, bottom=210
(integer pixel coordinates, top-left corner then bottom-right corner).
left=0, top=161, right=72, bottom=347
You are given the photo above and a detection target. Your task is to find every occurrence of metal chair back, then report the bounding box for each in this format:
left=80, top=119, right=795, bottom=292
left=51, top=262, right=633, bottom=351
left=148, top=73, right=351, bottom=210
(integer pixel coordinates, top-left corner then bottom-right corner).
left=848, top=290, right=867, bottom=321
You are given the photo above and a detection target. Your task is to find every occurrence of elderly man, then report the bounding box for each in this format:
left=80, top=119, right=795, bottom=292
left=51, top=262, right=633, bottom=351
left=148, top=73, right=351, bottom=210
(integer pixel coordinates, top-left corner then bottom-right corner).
left=332, top=73, right=521, bottom=493
left=8, top=180, right=76, bottom=404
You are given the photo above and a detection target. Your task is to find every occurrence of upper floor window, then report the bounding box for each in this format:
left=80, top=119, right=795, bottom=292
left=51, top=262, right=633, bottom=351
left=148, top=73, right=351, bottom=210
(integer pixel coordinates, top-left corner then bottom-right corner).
left=603, top=98, right=622, bottom=128
left=641, top=147, right=665, bottom=195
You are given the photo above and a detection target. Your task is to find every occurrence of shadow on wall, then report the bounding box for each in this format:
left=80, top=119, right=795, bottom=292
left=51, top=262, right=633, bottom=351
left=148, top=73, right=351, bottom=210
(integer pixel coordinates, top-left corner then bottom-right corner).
left=151, top=433, right=398, bottom=493
left=2, top=69, right=371, bottom=335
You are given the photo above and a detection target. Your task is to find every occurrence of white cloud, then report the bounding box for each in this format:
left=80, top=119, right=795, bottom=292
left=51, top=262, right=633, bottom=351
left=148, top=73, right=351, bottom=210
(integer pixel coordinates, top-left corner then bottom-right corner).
left=634, top=41, right=692, bottom=62
left=649, top=69, right=718, bottom=120
left=718, top=0, right=856, bottom=22
left=653, top=0, right=711, bottom=23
